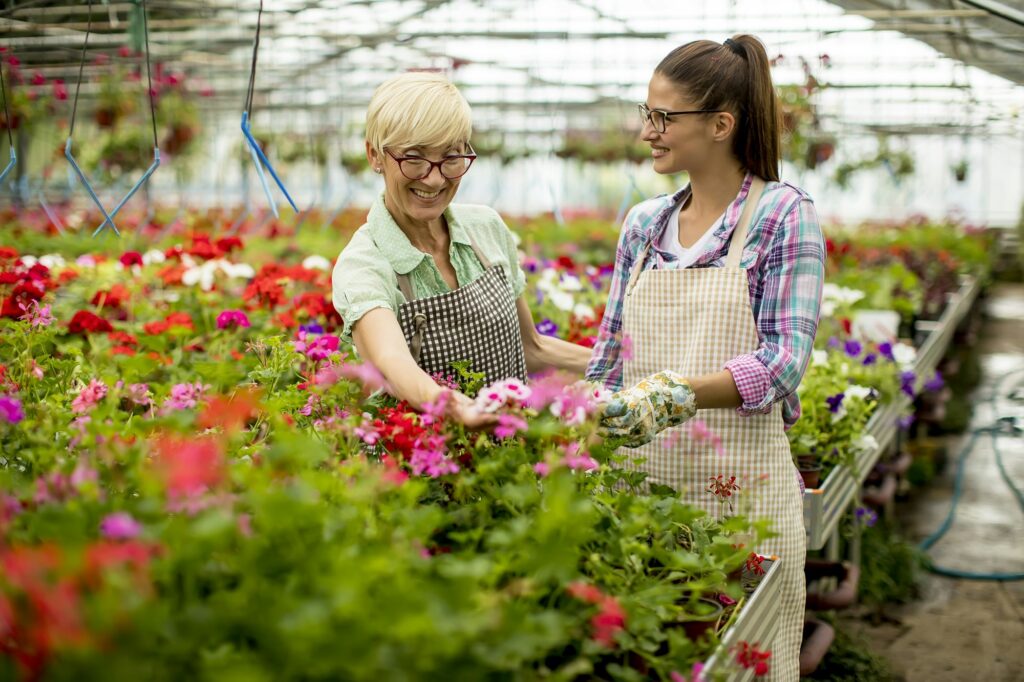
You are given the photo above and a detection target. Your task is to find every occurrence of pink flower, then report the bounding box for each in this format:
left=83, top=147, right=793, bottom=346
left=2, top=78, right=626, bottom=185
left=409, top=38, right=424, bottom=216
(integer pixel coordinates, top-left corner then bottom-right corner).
left=409, top=432, right=458, bottom=477
left=21, top=301, right=54, bottom=327
left=563, top=442, right=598, bottom=471
left=162, top=382, right=209, bottom=411
left=334, top=360, right=392, bottom=394
left=216, top=309, right=251, bottom=330
left=533, top=461, right=550, bottom=477
left=670, top=662, right=706, bottom=682
left=495, top=413, right=528, bottom=439
left=353, top=416, right=382, bottom=446
left=688, top=419, right=725, bottom=456
left=298, top=393, right=321, bottom=417
left=419, top=390, right=452, bottom=426
left=123, top=383, right=152, bottom=408
left=474, top=378, right=533, bottom=412
left=237, top=513, right=253, bottom=537
left=590, top=596, right=626, bottom=647
left=100, top=512, right=142, bottom=540
left=71, top=378, right=108, bottom=413
left=0, top=395, right=24, bottom=424
left=620, top=332, right=634, bottom=361
left=293, top=330, right=340, bottom=361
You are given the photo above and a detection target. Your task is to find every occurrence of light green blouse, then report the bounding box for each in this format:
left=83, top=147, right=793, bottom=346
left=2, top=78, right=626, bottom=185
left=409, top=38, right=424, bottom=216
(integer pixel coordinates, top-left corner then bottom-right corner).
left=331, top=193, right=527, bottom=341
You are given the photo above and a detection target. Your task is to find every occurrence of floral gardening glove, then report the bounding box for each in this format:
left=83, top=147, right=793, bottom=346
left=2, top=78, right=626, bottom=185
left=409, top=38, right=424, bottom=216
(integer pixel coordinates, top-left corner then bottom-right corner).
left=598, top=371, right=697, bottom=448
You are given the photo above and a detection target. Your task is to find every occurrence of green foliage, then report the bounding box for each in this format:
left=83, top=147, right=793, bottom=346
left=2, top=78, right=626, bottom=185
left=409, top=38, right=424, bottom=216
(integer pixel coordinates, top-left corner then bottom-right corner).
left=803, top=616, right=900, bottom=682
left=857, top=520, right=926, bottom=615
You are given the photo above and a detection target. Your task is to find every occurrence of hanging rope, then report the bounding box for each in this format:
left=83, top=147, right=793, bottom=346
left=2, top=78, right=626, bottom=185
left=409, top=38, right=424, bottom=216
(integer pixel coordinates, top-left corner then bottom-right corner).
left=241, top=0, right=298, bottom=216
left=65, top=0, right=161, bottom=237
left=0, top=40, right=18, bottom=184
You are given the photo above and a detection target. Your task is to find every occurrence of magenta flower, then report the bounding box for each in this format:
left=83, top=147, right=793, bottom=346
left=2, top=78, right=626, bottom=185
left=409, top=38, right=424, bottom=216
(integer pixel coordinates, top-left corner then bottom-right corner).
left=409, top=433, right=459, bottom=477
left=100, top=512, right=142, bottom=540
left=21, top=301, right=54, bottom=327
left=216, top=309, right=251, bottom=330
left=533, top=461, right=550, bottom=477
left=293, top=330, right=340, bottom=361
left=495, top=413, right=528, bottom=439
left=0, top=395, right=25, bottom=424
left=71, top=378, right=108, bottom=414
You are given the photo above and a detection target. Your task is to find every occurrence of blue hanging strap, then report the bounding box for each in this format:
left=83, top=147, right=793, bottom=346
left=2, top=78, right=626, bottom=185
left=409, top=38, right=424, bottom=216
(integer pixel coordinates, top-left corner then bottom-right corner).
left=65, top=0, right=161, bottom=237
left=241, top=0, right=298, bottom=214
left=0, top=47, right=16, bottom=184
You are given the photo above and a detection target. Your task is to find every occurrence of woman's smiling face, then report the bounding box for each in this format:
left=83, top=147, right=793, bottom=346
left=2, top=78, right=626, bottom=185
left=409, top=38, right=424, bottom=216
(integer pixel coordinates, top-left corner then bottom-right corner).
left=642, top=73, right=721, bottom=175
left=371, top=143, right=468, bottom=227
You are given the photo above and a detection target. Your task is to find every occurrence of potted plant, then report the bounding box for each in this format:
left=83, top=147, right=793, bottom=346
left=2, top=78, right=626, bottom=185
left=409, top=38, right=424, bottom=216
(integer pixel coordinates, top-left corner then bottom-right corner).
left=952, top=159, right=968, bottom=183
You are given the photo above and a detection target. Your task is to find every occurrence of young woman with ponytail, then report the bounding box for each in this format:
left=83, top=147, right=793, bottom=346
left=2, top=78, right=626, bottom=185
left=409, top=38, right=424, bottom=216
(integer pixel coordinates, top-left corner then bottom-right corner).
left=591, top=35, right=825, bottom=680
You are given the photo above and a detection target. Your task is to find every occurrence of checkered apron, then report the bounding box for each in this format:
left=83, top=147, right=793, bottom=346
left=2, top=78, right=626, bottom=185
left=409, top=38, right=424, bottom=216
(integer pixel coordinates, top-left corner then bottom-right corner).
left=620, top=178, right=805, bottom=681
left=395, top=235, right=528, bottom=386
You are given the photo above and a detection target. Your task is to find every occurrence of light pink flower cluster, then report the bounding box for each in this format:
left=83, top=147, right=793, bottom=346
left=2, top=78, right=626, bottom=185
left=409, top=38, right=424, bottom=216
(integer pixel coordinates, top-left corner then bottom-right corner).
left=216, top=309, right=251, bottom=330
left=523, top=373, right=607, bottom=426
left=162, top=382, right=209, bottom=411
left=33, top=462, right=99, bottom=505
left=563, top=442, right=598, bottom=471
left=474, top=378, right=532, bottom=413
left=495, top=414, right=528, bottom=439
left=21, top=301, right=54, bottom=327
left=71, top=378, right=108, bottom=414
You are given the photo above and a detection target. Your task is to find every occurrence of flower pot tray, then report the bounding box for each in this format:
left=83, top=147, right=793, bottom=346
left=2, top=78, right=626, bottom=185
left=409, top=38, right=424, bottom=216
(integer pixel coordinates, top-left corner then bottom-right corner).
left=805, top=559, right=860, bottom=611
left=703, top=557, right=782, bottom=681
left=862, top=472, right=897, bottom=508
left=800, top=276, right=979, bottom=550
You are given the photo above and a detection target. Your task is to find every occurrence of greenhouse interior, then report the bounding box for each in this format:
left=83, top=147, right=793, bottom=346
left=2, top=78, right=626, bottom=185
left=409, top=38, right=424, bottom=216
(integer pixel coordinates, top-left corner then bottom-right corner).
left=1, top=0, right=1023, bottom=680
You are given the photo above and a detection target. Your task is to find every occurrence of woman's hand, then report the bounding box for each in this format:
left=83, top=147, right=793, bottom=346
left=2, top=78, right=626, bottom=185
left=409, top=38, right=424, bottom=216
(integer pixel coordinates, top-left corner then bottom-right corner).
left=598, top=371, right=697, bottom=447
left=446, top=391, right=500, bottom=431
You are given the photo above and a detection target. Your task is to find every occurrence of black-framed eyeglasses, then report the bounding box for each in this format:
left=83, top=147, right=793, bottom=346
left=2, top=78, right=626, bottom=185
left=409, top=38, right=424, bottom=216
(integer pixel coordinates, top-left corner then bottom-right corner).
left=638, top=103, right=722, bottom=133
left=383, top=144, right=477, bottom=180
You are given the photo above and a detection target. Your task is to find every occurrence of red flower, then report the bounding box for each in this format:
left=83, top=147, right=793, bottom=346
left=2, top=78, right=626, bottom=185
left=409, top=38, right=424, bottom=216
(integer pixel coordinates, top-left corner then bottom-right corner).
left=153, top=435, right=225, bottom=499
left=68, top=310, right=113, bottom=334
left=108, top=331, right=138, bottom=347
left=744, top=553, right=766, bottom=576
left=196, top=389, right=262, bottom=433
left=0, top=246, right=18, bottom=261
left=143, top=320, right=169, bottom=335
left=82, top=539, right=160, bottom=588
left=215, top=236, right=244, bottom=254
left=556, top=255, right=578, bottom=271
left=90, top=283, right=130, bottom=309
left=590, top=597, right=626, bottom=648
left=735, top=641, right=771, bottom=677
left=119, top=251, right=144, bottom=267
left=165, top=311, right=194, bottom=330
left=567, top=581, right=604, bottom=604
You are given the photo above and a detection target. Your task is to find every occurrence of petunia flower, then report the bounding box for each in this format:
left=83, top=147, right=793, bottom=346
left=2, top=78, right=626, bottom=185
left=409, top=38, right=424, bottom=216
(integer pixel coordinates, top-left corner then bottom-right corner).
left=0, top=395, right=25, bottom=424
left=100, top=512, right=142, bottom=540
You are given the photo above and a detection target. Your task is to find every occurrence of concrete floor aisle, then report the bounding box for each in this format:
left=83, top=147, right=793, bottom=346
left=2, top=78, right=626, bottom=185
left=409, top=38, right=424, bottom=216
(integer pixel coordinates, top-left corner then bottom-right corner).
left=844, top=282, right=1024, bottom=681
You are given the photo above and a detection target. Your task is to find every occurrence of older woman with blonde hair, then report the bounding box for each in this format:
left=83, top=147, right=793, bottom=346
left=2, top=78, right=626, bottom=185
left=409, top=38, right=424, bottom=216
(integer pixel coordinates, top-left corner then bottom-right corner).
left=332, top=72, right=592, bottom=426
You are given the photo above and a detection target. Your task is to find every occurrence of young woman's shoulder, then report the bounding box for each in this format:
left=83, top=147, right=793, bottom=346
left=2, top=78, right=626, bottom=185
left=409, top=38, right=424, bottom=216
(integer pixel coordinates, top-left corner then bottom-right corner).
left=623, top=192, right=676, bottom=237
left=761, top=180, right=815, bottom=215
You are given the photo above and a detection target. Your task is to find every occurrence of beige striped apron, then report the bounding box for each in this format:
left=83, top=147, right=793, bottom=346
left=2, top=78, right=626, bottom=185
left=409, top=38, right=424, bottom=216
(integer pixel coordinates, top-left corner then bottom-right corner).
left=621, top=178, right=805, bottom=681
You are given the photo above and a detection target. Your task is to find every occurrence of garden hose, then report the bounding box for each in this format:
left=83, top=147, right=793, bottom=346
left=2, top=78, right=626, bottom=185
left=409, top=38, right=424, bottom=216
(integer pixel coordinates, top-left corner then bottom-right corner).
left=918, top=367, right=1024, bottom=581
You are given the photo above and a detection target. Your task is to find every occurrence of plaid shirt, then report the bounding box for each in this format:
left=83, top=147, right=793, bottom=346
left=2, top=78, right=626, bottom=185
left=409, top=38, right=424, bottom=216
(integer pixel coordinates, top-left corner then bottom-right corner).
left=585, top=173, right=825, bottom=429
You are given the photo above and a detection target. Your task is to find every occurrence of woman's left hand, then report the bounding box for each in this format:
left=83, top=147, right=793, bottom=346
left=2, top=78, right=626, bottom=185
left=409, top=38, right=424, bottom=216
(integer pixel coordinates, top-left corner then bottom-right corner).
left=598, top=371, right=697, bottom=447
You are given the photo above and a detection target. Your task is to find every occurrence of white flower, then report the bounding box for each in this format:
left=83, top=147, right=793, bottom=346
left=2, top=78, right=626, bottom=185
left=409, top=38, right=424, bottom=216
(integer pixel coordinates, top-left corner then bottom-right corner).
left=474, top=378, right=532, bottom=413
left=892, top=342, right=916, bottom=370
left=39, top=254, right=66, bottom=269
left=19, top=255, right=38, bottom=268
left=822, top=283, right=866, bottom=307
left=548, top=289, right=575, bottom=312
left=182, top=261, right=219, bottom=291
left=820, top=300, right=836, bottom=317
left=853, top=434, right=879, bottom=455
left=811, top=350, right=829, bottom=367
left=846, top=384, right=874, bottom=402
left=302, top=255, right=332, bottom=271
left=830, top=404, right=848, bottom=423
left=560, top=274, right=583, bottom=292
left=142, top=249, right=166, bottom=265
left=572, top=303, right=595, bottom=321
left=221, top=261, right=255, bottom=279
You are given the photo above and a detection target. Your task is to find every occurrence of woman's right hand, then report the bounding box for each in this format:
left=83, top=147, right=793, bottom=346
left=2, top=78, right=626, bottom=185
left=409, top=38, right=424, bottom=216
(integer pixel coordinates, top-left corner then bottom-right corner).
left=446, top=391, right=500, bottom=430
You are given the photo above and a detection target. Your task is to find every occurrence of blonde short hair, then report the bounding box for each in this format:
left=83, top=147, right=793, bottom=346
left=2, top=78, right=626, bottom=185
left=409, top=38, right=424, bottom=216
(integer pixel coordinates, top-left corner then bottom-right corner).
left=365, top=72, right=472, bottom=154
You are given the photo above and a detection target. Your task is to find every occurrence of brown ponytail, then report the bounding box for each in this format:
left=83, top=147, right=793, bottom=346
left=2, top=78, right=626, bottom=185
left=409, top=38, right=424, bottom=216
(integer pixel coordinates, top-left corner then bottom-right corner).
left=655, top=34, right=782, bottom=182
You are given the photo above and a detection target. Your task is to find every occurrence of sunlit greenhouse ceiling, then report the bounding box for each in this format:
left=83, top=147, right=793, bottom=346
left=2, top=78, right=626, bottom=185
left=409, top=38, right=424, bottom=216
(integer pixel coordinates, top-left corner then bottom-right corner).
left=3, top=0, right=1024, bottom=222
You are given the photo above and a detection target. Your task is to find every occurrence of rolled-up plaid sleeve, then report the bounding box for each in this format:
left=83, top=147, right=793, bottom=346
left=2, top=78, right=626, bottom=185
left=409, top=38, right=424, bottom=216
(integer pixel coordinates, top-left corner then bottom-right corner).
left=724, top=198, right=825, bottom=416
left=585, top=208, right=644, bottom=391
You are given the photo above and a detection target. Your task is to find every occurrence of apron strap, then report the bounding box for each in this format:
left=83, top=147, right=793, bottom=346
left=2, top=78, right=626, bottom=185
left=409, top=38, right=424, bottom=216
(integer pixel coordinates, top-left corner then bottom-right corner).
left=625, top=240, right=652, bottom=295
left=396, top=271, right=415, bottom=302
left=725, top=176, right=766, bottom=269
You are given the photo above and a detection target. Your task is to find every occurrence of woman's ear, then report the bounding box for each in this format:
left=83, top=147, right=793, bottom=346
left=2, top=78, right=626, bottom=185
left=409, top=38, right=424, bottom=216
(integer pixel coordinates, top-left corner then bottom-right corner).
left=365, top=140, right=382, bottom=173
left=711, top=111, right=737, bottom=143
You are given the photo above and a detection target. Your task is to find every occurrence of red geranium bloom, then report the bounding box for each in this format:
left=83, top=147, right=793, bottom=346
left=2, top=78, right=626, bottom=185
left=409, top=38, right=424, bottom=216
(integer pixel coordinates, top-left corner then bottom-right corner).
left=142, top=320, right=169, bottom=335
left=108, top=330, right=138, bottom=347
left=153, top=435, right=225, bottom=499
left=215, top=236, right=244, bottom=254
left=590, top=597, right=626, bottom=648
left=0, top=246, right=18, bottom=261
left=68, top=310, right=113, bottom=334
left=165, top=311, right=194, bottom=330
left=90, top=283, right=130, bottom=309
left=119, top=251, right=144, bottom=267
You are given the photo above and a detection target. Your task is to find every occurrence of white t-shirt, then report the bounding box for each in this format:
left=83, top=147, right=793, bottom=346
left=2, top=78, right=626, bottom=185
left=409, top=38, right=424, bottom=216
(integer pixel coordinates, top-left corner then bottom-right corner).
left=658, top=200, right=724, bottom=269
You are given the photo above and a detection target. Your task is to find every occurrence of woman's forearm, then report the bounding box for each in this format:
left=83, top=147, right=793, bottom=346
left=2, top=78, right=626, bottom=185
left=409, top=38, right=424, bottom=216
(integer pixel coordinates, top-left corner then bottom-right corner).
left=688, top=370, right=743, bottom=410
left=523, top=334, right=592, bottom=375
left=352, top=308, right=446, bottom=409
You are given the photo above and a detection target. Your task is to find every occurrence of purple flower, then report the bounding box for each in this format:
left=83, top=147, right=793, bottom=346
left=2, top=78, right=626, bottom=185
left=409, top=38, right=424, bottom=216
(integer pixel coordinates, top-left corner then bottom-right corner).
left=522, top=257, right=539, bottom=273
left=100, top=512, right=142, bottom=539
left=826, top=393, right=846, bottom=413
left=536, top=319, right=558, bottom=337
left=900, top=370, right=917, bottom=398
left=924, top=371, right=944, bottom=393
left=862, top=353, right=877, bottom=366
left=855, top=506, right=878, bottom=527
left=844, top=339, right=862, bottom=358
left=0, top=395, right=25, bottom=424
left=898, top=414, right=916, bottom=430
left=299, top=322, right=324, bottom=334
left=827, top=337, right=841, bottom=350
left=878, top=341, right=895, bottom=362
left=216, top=309, right=251, bottom=330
